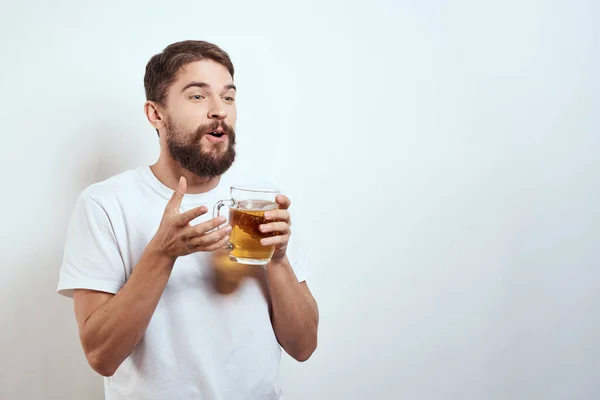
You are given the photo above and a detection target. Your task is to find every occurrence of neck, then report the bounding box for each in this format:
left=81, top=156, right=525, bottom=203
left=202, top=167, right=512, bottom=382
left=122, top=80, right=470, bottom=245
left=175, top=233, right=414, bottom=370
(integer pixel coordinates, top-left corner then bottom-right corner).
left=151, top=152, right=221, bottom=194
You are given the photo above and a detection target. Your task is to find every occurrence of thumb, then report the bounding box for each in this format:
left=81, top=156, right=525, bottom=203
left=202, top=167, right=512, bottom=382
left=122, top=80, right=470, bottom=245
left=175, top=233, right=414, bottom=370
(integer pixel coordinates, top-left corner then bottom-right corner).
left=167, top=176, right=187, bottom=213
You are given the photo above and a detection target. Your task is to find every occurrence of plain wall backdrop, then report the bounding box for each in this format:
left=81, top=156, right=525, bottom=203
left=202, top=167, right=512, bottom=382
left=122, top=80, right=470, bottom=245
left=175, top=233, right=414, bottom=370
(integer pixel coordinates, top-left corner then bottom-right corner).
left=1, top=0, right=598, bottom=399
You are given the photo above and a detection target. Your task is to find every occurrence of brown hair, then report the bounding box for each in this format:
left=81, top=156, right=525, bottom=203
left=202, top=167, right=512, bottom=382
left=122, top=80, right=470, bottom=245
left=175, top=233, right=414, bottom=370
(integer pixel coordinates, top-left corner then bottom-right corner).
left=144, top=40, right=234, bottom=105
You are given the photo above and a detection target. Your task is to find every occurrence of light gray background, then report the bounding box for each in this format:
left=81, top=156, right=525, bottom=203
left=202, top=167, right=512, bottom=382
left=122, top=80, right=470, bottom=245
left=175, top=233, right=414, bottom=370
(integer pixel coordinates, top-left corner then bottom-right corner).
left=0, top=0, right=598, bottom=399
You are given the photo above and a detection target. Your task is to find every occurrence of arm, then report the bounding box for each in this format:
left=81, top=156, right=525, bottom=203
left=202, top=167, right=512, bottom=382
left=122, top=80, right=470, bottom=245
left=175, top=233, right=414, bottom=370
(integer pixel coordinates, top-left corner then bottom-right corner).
left=259, top=195, right=319, bottom=361
left=266, top=256, right=319, bottom=361
left=72, top=177, right=231, bottom=377
left=73, top=249, right=174, bottom=377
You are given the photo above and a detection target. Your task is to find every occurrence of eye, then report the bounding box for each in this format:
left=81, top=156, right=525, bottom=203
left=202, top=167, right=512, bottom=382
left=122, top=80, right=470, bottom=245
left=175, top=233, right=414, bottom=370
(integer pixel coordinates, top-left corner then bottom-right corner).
left=223, top=96, right=235, bottom=102
left=190, top=94, right=205, bottom=100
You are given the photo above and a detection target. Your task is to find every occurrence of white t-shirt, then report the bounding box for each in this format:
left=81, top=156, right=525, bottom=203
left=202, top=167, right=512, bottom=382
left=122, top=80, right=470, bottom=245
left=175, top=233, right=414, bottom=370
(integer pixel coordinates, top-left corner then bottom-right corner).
left=57, top=166, right=310, bottom=400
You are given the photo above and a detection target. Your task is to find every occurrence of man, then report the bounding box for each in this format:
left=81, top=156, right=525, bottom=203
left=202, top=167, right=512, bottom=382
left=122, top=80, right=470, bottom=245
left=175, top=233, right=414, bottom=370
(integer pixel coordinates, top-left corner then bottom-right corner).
left=57, top=40, right=319, bottom=400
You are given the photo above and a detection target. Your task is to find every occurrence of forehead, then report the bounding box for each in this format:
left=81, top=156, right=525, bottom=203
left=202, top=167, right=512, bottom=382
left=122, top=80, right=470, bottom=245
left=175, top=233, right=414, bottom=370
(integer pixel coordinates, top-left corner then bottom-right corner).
left=173, top=59, right=234, bottom=89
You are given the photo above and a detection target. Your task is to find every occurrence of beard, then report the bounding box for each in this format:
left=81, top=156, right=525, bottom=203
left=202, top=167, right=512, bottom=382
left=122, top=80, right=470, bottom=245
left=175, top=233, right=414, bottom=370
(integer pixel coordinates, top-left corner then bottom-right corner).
left=165, top=118, right=236, bottom=178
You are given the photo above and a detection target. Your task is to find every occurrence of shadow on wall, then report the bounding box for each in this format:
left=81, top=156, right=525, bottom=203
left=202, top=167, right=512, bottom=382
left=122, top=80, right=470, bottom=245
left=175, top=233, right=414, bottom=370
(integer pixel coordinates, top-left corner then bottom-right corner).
left=0, top=121, right=146, bottom=399
left=0, top=243, right=105, bottom=399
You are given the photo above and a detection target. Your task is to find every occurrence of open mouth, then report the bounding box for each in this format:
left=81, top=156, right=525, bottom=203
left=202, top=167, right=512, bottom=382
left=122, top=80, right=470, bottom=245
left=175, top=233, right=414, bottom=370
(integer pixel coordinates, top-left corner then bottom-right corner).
left=208, top=131, right=225, bottom=138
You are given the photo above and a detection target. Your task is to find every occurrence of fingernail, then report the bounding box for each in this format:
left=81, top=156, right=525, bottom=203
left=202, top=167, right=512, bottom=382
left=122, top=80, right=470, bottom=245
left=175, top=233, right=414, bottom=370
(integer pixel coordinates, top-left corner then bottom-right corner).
left=264, top=213, right=272, bottom=219
left=261, top=238, right=268, bottom=245
left=259, top=225, right=266, bottom=232
left=225, top=225, right=232, bottom=232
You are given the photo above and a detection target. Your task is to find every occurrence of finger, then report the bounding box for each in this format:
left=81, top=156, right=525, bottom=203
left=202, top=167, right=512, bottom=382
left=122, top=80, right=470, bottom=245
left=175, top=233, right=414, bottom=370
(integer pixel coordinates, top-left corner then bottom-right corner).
left=264, top=209, right=290, bottom=223
left=167, top=176, right=187, bottom=213
left=192, top=215, right=228, bottom=235
left=200, top=234, right=232, bottom=252
left=259, top=221, right=290, bottom=234
left=261, top=233, right=290, bottom=247
left=188, top=225, right=231, bottom=246
left=179, top=205, right=208, bottom=226
left=275, top=195, right=291, bottom=210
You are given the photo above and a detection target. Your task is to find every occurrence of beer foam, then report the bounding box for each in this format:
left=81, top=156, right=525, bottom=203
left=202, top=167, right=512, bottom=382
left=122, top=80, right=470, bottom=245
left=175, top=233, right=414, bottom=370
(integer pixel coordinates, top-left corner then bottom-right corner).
left=238, top=199, right=278, bottom=211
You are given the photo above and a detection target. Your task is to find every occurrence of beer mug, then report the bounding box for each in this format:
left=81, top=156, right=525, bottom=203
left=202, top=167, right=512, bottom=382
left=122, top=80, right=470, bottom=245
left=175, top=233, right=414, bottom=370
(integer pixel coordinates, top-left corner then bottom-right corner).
left=214, top=186, right=280, bottom=265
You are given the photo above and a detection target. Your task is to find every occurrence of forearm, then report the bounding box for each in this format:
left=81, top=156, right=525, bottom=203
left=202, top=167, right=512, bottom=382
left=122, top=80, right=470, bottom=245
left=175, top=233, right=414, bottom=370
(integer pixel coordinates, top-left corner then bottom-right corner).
left=81, top=245, right=174, bottom=374
left=267, top=256, right=318, bottom=361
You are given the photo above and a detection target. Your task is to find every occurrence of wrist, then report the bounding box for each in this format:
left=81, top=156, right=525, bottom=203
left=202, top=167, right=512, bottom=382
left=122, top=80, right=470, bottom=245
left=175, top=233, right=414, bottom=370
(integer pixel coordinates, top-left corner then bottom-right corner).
left=145, top=239, right=177, bottom=267
left=268, top=254, right=290, bottom=268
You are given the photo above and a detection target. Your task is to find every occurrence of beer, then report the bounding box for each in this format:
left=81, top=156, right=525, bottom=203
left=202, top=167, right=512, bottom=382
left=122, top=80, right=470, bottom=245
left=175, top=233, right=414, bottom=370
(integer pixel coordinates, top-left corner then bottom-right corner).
left=228, top=200, right=279, bottom=264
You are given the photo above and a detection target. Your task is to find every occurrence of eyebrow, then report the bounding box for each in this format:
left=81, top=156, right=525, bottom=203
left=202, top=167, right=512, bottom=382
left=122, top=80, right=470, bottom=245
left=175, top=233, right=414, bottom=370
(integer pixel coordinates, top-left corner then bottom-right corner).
left=181, top=81, right=237, bottom=93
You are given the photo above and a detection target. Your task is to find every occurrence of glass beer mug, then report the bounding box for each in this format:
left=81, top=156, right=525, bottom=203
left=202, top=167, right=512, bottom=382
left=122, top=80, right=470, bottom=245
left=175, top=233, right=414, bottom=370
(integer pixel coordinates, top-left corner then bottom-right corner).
left=214, top=186, right=280, bottom=265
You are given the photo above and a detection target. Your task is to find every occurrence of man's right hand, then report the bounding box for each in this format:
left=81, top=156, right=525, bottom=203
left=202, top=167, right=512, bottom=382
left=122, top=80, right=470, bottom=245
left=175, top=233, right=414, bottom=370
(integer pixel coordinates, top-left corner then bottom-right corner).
left=148, top=176, right=231, bottom=260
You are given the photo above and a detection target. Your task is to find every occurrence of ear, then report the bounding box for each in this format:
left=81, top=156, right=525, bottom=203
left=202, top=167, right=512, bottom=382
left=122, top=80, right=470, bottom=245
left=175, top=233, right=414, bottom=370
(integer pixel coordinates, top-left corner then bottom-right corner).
left=144, top=101, right=166, bottom=132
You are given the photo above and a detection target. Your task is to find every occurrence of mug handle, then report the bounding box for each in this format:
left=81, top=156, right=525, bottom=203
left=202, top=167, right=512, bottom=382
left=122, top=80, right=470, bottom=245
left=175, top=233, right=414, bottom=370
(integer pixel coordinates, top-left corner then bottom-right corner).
left=213, top=199, right=235, bottom=252
left=213, top=198, right=234, bottom=220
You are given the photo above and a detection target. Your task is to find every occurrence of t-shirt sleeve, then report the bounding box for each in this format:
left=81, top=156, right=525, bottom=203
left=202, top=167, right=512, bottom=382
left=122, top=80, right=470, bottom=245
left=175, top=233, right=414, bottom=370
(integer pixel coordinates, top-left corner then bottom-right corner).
left=57, top=192, right=127, bottom=298
left=286, top=233, right=312, bottom=283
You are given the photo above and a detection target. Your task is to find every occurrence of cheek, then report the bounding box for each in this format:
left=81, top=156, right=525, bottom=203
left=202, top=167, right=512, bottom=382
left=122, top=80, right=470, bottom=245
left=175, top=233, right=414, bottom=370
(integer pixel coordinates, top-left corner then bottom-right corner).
left=228, top=107, right=238, bottom=125
left=170, top=106, right=208, bottom=129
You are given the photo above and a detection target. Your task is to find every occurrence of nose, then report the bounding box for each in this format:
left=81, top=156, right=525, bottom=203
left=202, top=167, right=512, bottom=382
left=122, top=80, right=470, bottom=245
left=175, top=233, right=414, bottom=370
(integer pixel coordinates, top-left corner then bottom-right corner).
left=208, top=98, right=227, bottom=120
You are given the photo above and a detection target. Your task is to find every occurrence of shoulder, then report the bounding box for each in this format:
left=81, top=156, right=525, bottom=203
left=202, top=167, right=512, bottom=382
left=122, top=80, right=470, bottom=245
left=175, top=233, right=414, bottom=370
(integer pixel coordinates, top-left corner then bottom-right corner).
left=79, top=168, right=142, bottom=207
left=81, top=170, right=139, bottom=201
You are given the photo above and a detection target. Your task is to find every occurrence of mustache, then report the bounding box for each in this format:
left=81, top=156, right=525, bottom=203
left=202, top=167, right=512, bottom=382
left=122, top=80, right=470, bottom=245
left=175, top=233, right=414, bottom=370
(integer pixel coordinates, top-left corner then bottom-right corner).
left=194, top=121, right=236, bottom=140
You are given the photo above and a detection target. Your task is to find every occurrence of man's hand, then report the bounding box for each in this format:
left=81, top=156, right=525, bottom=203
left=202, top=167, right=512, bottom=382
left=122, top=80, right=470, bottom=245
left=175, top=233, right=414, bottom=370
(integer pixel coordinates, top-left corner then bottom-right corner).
left=149, top=176, right=231, bottom=260
left=259, top=194, right=292, bottom=261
